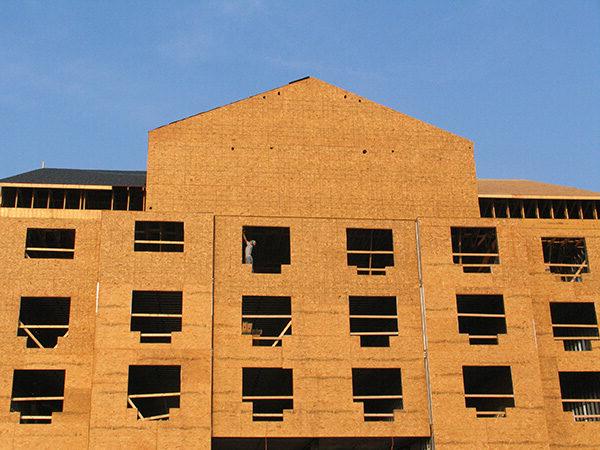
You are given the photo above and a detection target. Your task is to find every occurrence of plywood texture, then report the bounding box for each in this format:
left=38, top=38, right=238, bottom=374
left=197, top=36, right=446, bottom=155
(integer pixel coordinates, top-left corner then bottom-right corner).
left=0, top=78, right=599, bottom=449
left=147, top=77, right=479, bottom=220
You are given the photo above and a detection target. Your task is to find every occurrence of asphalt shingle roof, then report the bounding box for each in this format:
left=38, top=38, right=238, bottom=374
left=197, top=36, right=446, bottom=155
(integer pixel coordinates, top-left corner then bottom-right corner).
left=0, top=168, right=146, bottom=187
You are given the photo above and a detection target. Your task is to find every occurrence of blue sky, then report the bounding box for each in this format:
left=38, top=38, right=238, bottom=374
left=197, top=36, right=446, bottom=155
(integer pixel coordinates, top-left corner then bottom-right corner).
left=1, top=1, right=599, bottom=191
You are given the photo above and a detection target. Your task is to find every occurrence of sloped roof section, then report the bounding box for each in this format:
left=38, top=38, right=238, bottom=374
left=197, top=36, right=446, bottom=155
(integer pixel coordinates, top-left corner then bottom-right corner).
left=0, top=168, right=146, bottom=187
left=478, top=179, right=600, bottom=199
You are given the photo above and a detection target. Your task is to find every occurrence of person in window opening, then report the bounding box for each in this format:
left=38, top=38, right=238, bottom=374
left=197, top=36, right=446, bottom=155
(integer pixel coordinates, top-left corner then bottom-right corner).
left=243, top=233, right=256, bottom=267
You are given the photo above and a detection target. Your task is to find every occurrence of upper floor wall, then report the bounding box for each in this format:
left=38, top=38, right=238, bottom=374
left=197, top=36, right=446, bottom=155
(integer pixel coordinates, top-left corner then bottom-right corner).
left=146, top=77, right=480, bottom=219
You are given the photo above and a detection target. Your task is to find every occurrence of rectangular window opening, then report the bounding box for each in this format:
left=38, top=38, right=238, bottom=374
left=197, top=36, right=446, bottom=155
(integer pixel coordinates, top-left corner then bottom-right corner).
left=462, top=366, right=514, bottom=418
left=508, top=199, right=523, bottom=219
left=241, top=296, right=291, bottom=347
left=10, top=370, right=65, bottom=424
left=84, top=190, right=112, bottom=210
left=16, top=188, right=33, bottom=208
left=17, top=297, right=70, bottom=348
left=346, top=228, right=394, bottom=276
left=128, top=187, right=144, bottom=211
left=478, top=198, right=494, bottom=218
left=582, top=201, right=597, bottom=220
left=242, top=368, right=293, bottom=421
left=134, top=221, right=184, bottom=252
left=32, top=189, right=49, bottom=208
left=560, top=372, right=600, bottom=421
left=25, top=228, right=75, bottom=259
left=352, top=368, right=403, bottom=421
left=457, top=295, right=506, bottom=345
left=127, top=365, right=180, bottom=421
left=349, top=296, right=398, bottom=347
left=550, top=302, right=599, bottom=351
left=542, top=237, right=589, bottom=282
left=242, top=226, right=290, bottom=274
left=451, top=227, right=499, bottom=273
left=49, top=190, right=65, bottom=209
left=131, top=291, right=182, bottom=344
left=1, top=186, right=17, bottom=207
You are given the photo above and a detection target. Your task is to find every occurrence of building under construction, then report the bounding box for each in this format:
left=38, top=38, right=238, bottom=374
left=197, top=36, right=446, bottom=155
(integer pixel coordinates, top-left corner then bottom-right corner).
left=1, top=77, right=599, bottom=449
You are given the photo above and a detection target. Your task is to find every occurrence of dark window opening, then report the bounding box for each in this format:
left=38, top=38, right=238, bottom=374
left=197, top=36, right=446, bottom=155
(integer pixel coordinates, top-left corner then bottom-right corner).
left=451, top=227, right=499, bottom=273
left=84, top=190, right=111, bottom=210
left=508, top=199, right=523, bottom=218
left=134, top=221, right=184, bottom=252
left=25, top=228, right=75, bottom=259
left=542, top=237, right=589, bottom=282
left=349, top=296, right=398, bottom=347
left=242, top=368, right=293, bottom=421
left=457, top=295, right=506, bottom=345
left=242, top=226, right=290, bottom=274
left=352, top=368, right=403, bottom=421
left=113, top=187, right=128, bottom=210
left=539, top=200, right=552, bottom=218
left=17, top=188, right=33, bottom=208
left=49, top=190, right=64, bottom=209
left=10, top=370, right=65, bottom=424
left=463, top=366, right=514, bottom=418
left=493, top=199, right=508, bottom=218
left=65, top=190, right=81, bottom=209
left=212, top=437, right=431, bottom=450
left=479, top=198, right=494, bottom=218
left=567, top=200, right=582, bottom=219
left=128, top=187, right=144, bottom=211
left=17, top=297, right=70, bottom=348
left=346, top=228, right=394, bottom=275
left=127, top=365, right=180, bottom=421
left=524, top=199, right=539, bottom=218
left=241, top=296, right=291, bottom=347
left=550, top=302, right=599, bottom=351
left=553, top=200, right=567, bottom=219
left=32, top=189, right=49, bottom=208
left=582, top=201, right=597, bottom=220
left=1, top=186, right=17, bottom=207
left=131, top=291, right=182, bottom=344
left=560, top=372, right=600, bottom=422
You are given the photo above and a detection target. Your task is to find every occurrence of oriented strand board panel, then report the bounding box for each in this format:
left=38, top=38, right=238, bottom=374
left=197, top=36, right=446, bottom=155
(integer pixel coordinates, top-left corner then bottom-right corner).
left=146, top=77, right=479, bottom=220
left=212, top=216, right=430, bottom=438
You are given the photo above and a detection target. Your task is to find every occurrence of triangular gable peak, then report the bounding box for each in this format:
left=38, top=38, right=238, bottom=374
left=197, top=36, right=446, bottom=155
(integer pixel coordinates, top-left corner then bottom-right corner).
left=147, top=77, right=479, bottom=219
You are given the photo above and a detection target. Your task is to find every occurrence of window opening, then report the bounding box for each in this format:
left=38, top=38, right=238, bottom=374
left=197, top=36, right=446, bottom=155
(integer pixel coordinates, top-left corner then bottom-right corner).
left=10, top=370, right=65, bottom=424
left=128, top=187, right=144, bottom=210
left=131, top=291, right=182, bottom=343
left=451, top=227, right=499, bottom=273
left=352, top=368, right=403, bottom=421
left=134, top=221, right=184, bottom=252
left=550, top=302, right=599, bottom=351
left=25, top=228, right=75, bottom=259
left=65, top=190, right=81, bottom=209
left=241, top=296, right=291, bottom=347
left=242, top=226, right=290, bottom=274
left=17, top=188, right=33, bottom=208
left=1, top=186, right=17, bottom=207
left=242, top=368, right=293, bottom=421
left=479, top=198, right=494, bottom=218
left=49, top=189, right=64, bottom=209
left=346, top=228, right=394, bottom=275
left=17, top=297, right=70, bottom=348
left=32, top=189, right=49, bottom=208
left=349, top=296, right=398, bottom=347
left=84, top=190, right=112, bottom=210
left=542, top=237, right=589, bottom=282
left=493, top=199, right=508, bottom=218
left=508, top=199, right=523, bottom=218
left=462, top=366, right=514, bottom=418
left=456, top=295, right=506, bottom=345
left=553, top=200, right=567, bottom=219
left=127, top=365, right=180, bottom=421
left=559, top=372, right=600, bottom=421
